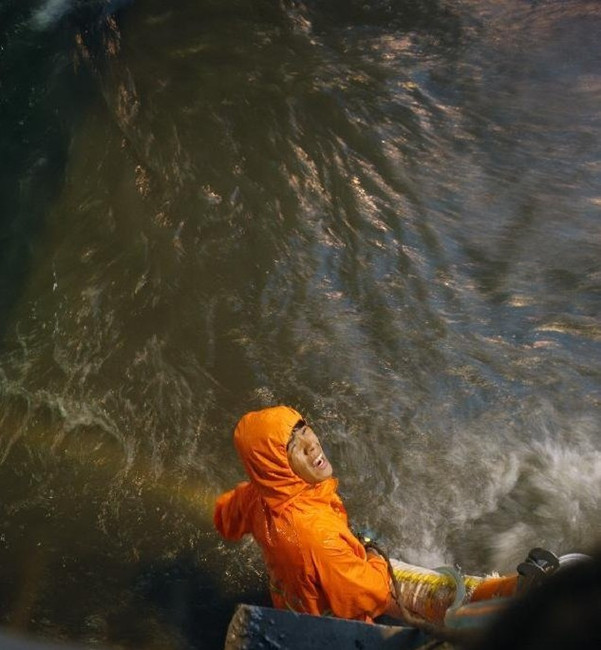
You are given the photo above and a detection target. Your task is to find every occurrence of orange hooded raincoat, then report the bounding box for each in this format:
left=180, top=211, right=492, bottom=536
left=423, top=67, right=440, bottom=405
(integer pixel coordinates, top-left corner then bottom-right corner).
left=214, top=405, right=393, bottom=621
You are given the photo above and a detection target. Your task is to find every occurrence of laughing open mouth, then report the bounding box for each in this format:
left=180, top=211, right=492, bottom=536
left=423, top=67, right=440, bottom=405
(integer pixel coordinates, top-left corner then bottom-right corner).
left=313, top=453, right=327, bottom=469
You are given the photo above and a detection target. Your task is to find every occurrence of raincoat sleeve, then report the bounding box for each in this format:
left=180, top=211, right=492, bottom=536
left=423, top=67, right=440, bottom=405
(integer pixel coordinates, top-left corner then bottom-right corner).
left=311, top=530, right=392, bottom=620
left=213, top=481, right=257, bottom=541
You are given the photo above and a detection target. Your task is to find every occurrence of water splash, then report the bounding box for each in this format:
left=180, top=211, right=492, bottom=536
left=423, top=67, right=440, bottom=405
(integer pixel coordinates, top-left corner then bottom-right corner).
left=32, top=0, right=133, bottom=31
left=31, top=0, right=73, bottom=30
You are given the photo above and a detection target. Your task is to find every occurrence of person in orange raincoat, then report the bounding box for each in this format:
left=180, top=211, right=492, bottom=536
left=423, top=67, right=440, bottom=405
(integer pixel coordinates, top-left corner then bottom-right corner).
left=214, top=405, right=403, bottom=622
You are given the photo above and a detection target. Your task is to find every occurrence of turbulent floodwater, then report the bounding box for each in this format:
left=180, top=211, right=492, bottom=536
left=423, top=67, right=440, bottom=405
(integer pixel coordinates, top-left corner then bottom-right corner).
left=1, top=0, right=601, bottom=648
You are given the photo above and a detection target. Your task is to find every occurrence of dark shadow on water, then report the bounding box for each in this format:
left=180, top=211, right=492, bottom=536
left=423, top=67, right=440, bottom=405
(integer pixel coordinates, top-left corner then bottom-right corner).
left=131, top=551, right=269, bottom=650
left=0, top=523, right=269, bottom=650
left=0, top=5, right=68, bottom=340
left=0, top=433, right=267, bottom=650
left=0, top=2, right=130, bottom=343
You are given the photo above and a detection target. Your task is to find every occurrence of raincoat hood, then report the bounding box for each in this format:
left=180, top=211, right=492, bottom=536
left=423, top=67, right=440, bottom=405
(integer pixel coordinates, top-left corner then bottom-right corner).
left=234, top=405, right=335, bottom=511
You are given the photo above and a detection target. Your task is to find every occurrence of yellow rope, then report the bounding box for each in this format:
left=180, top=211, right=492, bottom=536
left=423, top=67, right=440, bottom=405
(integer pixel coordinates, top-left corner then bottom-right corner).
left=392, top=567, right=482, bottom=592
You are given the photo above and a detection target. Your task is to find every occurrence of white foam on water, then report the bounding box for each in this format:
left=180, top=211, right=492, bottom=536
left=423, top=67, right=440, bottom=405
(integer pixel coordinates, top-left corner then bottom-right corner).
left=379, top=406, right=601, bottom=575
left=488, top=437, right=601, bottom=571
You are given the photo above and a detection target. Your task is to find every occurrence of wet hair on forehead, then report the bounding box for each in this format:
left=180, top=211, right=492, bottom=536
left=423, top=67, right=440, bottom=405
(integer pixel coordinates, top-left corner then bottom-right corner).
left=286, top=419, right=307, bottom=451
left=291, top=419, right=306, bottom=433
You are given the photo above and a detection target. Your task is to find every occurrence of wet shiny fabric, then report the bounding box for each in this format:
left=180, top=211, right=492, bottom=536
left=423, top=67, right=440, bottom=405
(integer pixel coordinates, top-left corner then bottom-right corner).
left=214, top=406, right=391, bottom=621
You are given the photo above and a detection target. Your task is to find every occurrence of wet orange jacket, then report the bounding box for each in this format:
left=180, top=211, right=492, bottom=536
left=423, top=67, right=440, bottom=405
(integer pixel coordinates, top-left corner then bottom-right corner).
left=214, top=405, right=392, bottom=621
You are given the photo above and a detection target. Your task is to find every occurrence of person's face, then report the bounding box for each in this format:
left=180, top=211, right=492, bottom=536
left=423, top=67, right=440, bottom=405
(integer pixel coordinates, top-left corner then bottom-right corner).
left=286, top=423, right=333, bottom=484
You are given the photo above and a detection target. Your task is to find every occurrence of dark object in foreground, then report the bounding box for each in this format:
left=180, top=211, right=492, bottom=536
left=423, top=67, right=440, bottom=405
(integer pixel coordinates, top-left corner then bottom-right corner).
left=469, top=550, right=601, bottom=650
left=224, top=604, right=431, bottom=650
